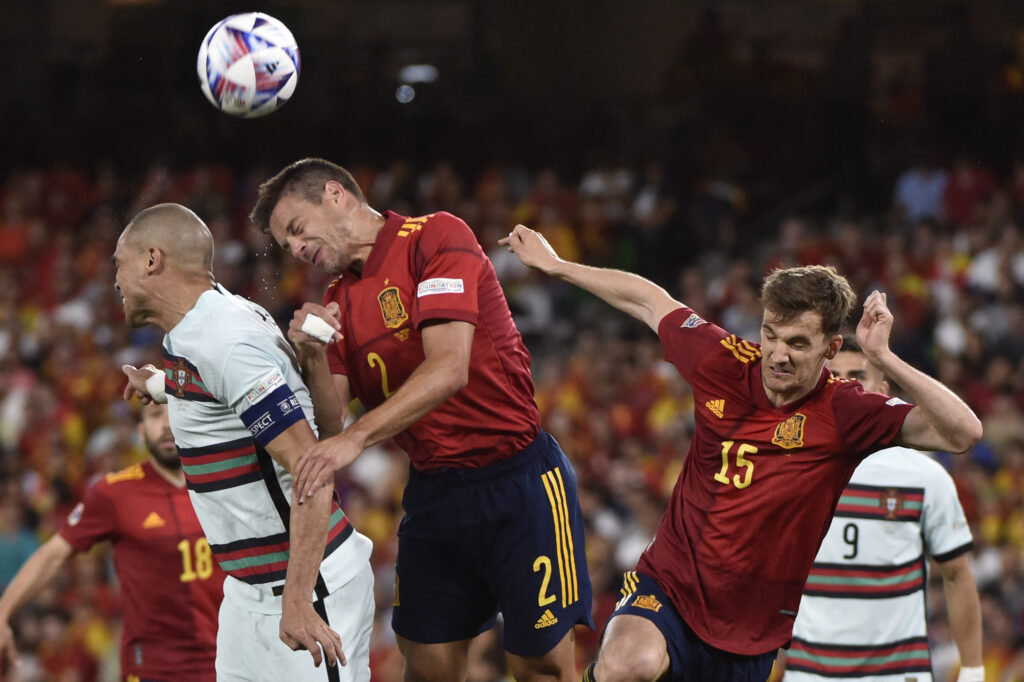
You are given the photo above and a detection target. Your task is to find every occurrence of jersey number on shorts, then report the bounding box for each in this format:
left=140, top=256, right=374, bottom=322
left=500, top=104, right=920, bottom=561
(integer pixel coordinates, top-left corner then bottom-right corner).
left=367, top=352, right=393, bottom=398
left=178, top=538, right=214, bottom=582
left=713, top=440, right=756, bottom=489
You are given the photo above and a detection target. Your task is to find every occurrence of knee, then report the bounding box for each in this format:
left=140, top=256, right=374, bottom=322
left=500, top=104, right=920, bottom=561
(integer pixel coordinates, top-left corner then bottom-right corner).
left=595, top=641, right=668, bottom=682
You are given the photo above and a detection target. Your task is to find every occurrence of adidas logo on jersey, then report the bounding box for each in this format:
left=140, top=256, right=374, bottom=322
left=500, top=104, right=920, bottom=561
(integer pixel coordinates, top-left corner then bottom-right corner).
left=534, top=609, right=558, bottom=629
left=142, top=512, right=166, bottom=529
left=706, top=399, right=725, bottom=418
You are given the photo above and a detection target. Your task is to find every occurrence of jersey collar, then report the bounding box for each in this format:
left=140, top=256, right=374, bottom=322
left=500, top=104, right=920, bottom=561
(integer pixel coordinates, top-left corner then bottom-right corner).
left=358, top=210, right=407, bottom=279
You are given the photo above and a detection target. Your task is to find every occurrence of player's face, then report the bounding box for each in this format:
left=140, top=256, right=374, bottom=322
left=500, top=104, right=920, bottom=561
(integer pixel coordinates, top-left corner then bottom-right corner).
left=828, top=350, right=889, bottom=395
left=112, top=235, right=151, bottom=328
left=139, top=402, right=180, bottom=470
left=268, top=190, right=355, bottom=276
left=760, top=309, right=841, bottom=405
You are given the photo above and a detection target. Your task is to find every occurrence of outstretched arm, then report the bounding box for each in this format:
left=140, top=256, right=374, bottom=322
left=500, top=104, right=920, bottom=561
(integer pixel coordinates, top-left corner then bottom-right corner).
left=292, top=319, right=473, bottom=499
left=856, top=291, right=982, bottom=453
left=0, top=534, right=76, bottom=668
left=499, top=224, right=683, bottom=332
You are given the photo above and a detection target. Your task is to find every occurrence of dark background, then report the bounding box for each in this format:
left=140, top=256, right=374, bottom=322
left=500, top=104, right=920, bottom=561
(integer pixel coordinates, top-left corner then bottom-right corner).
left=7, top=0, right=1024, bottom=220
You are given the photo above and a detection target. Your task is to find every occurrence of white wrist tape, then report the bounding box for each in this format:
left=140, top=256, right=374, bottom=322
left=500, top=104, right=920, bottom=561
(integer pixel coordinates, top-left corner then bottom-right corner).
left=957, top=665, right=985, bottom=682
left=145, top=370, right=167, bottom=404
left=301, top=313, right=336, bottom=344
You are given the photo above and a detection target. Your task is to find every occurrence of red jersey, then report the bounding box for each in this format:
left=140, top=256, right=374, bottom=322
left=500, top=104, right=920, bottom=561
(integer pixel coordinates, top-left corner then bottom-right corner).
left=324, top=211, right=539, bottom=472
left=59, top=460, right=223, bottom=681
left=638, top=308, right=914, bottom=655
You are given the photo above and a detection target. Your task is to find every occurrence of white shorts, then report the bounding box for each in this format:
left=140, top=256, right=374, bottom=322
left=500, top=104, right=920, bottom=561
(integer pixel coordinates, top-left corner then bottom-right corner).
left=215, top=563, right=375, bottom=682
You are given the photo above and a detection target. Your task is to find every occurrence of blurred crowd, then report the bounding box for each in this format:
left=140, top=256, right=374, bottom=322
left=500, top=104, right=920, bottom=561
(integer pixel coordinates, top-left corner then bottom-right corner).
left=0, top=151, right=1023, bottom=682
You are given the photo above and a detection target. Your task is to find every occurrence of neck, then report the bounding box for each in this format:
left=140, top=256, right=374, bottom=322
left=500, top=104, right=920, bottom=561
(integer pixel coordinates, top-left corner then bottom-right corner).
left=149, top=458, right=186, bottom=488
left=146, top=276, right=217, bottom=332
left=348, top=207, right=387, bottom=275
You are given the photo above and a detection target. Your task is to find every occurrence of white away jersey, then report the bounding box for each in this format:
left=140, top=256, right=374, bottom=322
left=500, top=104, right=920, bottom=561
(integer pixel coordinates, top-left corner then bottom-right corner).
left=162, top=284, right=371, bottom=606
left=786, top=446, right=972, bottom=681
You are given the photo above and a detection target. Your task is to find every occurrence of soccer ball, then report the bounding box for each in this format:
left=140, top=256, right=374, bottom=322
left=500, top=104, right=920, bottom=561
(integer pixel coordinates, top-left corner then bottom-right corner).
left=197, top=12, right=301, bottom=118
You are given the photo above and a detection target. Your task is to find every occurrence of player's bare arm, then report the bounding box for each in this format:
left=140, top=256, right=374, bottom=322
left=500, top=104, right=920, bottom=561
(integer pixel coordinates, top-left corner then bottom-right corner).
left=287, top=302, right=348, bottom=437
left=0, top=534, right=76, bottom=668
left=264, top=420, right=346, bottom=669
left=293, top=319, right=474, bottom=500
left=499, top=224, right=683, bottom=332
left=938, top=554, right=983, bottom=669
left=855, top=291, right=982, bottom=453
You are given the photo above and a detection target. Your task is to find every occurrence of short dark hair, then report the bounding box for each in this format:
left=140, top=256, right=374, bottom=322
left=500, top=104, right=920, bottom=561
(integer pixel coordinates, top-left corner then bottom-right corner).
left=839, top=335, right=862, bottom=354
left=249, top=158, right=367, bottom=234
left=761, top=265, right=856, bottom=337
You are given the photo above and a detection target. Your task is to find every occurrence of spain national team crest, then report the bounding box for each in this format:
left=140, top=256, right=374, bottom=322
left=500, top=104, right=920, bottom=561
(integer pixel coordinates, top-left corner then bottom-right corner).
left=173, top=359, right=190, bottom=398
left=631, top=594, right=663, bottom=612
left=772, top=413, right=806, bottom=449
left=378, top=286, right=408, bottom=329
left=881, top=488, right=904, bottom=520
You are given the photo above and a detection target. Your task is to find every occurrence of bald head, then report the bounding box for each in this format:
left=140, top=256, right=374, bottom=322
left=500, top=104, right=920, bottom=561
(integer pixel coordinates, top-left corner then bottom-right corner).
left=120, top=203, right=215, bottom=274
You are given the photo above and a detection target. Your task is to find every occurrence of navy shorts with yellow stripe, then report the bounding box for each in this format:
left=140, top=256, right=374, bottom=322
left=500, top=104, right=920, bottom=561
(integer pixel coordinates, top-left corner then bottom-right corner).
left=392, top=430, right=593, bottom=656
left=609, top=571, right=775, bottom=682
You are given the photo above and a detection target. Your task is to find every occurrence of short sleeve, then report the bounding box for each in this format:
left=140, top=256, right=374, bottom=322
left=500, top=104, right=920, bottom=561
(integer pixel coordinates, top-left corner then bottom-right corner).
left=833, top=381, right=915, bottom=456
left=58, top=483, right=118, bottom=552
left=657, top=307, right=731, bottom=381
left=215, top=339, right=309, bottom=447
left=410, top=213, right=485, bottom=328
left=922, top=461, right=974, bottom=560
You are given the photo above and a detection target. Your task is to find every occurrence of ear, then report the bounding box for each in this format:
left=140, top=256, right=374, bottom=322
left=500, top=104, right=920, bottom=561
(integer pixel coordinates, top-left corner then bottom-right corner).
left=137, top=420, right=145, bottom=441
left=323, top=180, right=347, bottom=206
left=146, top=248, right=164, bottom=275
left=880, top=379, right=891, bottom=396
left=824, top=334, right=843, bottom=360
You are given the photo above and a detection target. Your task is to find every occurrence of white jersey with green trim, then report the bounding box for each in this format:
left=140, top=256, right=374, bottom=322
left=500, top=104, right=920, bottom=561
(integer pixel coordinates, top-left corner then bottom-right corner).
left=786, top=447, right=972, bottom=682
left=163, top=284, right=371, bottom=608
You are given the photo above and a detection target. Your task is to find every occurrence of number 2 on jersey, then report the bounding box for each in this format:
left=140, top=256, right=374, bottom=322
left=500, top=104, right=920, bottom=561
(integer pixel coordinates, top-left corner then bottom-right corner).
left=367, top=352, right=393, bottom=398
left=714, top=440, right=756, bottom=489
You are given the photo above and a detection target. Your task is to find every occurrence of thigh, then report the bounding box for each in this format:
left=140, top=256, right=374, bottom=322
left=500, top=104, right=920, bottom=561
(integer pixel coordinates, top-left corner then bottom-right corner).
left=392, top=478, right=498, bottom=645
left=485, top=437, right=593, bottom=657
left=604, top=571, right=775, bottom=682
left=396, top=635, right=473, bottom=682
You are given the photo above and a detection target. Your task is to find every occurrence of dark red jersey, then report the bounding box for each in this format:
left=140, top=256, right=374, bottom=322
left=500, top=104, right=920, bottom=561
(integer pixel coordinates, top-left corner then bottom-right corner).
left=324, top=211, right=539, bottom=472
left=637, top=308, right=914, bottom=655
left=59, top=460, right=223, bottom=681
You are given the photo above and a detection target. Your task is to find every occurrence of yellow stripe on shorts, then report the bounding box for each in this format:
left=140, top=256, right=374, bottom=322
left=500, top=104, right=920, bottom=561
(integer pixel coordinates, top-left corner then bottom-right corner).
left=542, top=468, right=579, bottom=607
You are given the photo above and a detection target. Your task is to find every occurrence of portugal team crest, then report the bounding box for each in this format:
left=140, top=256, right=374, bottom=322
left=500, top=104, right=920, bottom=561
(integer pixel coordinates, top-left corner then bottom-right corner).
left=881, top=488, right=904, bottom=520
left=173, top=358, right=190, bottom=398
left=378, top=286, right=408, bottom=329
left=772, top=413, right=806, bottom=449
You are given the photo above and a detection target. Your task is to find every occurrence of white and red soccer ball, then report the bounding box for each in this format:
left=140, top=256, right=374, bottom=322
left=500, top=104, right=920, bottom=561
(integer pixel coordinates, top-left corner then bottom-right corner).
left=197, top=12, right=301, bottom=118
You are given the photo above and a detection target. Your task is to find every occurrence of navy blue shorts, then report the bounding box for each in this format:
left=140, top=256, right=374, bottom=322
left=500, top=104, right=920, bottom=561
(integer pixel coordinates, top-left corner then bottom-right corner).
left=392, top=430, right=593, bottom=656
left=609, top=571, right=775, bottom=682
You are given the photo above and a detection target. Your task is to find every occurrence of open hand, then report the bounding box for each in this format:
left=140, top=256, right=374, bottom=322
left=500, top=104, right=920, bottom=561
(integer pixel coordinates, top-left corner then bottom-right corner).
left=293, top=433, right=362, bottom=501
left=855, top=291, right=894, bottom=363
left=280, top=594, right=346, bottom=669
